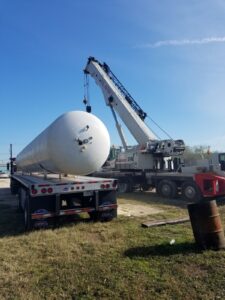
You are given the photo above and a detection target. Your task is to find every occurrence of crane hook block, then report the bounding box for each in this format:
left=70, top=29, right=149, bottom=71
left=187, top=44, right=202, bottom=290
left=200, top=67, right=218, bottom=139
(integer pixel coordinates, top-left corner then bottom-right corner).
left=86, top=105, right=92, bottom=113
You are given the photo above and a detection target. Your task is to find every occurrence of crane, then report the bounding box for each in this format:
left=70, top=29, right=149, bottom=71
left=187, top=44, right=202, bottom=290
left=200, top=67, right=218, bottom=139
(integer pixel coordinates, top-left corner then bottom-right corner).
left=84, top=56, right=185, bottom=159
left=83, top=56, right=225, bottom=200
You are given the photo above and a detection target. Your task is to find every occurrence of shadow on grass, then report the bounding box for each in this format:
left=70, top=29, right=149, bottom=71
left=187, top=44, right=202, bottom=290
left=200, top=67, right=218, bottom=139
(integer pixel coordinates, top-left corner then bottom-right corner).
left=124, top=242, right=202, bottom=258
left=0, top=186, right=94, bottom=238
left=0, top=201, right=96, bottom=238
left=217, top=197, right=225, bottom=206
left=0, top=206, right=25, bottom=237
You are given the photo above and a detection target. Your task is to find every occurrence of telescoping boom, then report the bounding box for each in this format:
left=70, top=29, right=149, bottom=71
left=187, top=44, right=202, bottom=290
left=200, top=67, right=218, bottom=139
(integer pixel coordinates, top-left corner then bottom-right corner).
left=84, top=57, right=185, bottom=157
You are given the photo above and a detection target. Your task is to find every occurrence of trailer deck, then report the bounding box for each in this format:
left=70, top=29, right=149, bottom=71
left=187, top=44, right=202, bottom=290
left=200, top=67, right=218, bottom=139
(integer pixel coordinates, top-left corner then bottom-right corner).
left=11, top=173, right=117, bottom=196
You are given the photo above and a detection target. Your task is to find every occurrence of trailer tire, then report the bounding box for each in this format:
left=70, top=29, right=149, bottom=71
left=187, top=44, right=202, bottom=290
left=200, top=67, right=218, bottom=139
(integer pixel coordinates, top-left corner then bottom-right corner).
left=181, top=181, right=202, bottom=202
left=17, top=188, right=23, bottom=212
left=101, top=209, right=117, bottom=221
left=89, top=209, right=117, bottom=222
left=157, top=180, right=177, bottom=198
left=10, top=179, right=18, bottom=195
left=24, top=193, right=32, bottom=231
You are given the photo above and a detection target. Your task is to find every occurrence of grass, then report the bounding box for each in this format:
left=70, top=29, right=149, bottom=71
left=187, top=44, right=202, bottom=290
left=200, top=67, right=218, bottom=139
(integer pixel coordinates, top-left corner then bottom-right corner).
left=0, top=187, right=225, bottom=299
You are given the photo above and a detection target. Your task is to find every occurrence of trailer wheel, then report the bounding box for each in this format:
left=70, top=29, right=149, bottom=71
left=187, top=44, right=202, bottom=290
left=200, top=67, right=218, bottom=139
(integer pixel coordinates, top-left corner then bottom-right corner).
left=10, top=179, right=18, bottom=195
left=181, top=181, right=202, bottom=202
left=24, top=193, right=32, bottom=231
left=157, top=180, right=177, bottom=198
left=17, top=188, right=23, bottom=212
left=89, top=209, right=117, bottom=222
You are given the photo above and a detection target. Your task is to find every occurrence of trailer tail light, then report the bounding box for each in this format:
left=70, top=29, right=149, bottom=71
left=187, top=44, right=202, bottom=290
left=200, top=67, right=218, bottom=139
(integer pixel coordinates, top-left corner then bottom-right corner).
left=41, top=188, right=47, bottom=194
left=31, top=189, right=38, bottom=195
left=101, top=183, right=112, bottom=189
left=47, top=187, right=53, bottom=194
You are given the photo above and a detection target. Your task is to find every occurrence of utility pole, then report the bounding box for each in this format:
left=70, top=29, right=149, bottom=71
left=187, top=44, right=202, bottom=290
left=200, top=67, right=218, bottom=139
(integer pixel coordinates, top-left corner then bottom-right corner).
left=10, top=144, right=13, bottom=175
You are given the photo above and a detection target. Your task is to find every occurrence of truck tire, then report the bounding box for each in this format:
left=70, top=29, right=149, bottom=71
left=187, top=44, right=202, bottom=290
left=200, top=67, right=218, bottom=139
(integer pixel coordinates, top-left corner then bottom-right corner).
left=117, top=180, right=134, bottom=193
left=181, top=181, right=202, bottom=202
left=117, top=182, right=129, bottom=193
left=157, top=180, right=177, bottom=198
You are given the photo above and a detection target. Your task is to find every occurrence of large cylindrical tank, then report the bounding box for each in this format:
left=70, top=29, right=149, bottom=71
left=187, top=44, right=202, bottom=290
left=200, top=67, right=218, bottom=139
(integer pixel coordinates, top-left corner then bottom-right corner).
left=16, top=111, right=110, bottom=175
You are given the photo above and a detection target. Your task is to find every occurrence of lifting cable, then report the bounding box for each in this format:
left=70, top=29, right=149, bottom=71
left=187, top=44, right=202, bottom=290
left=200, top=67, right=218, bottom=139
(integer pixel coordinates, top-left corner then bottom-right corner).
left=83, top=74, right=92, bottom=113
left=146, top=115, right=173, bottom=140
left=82, top=65, right=172, bottom=141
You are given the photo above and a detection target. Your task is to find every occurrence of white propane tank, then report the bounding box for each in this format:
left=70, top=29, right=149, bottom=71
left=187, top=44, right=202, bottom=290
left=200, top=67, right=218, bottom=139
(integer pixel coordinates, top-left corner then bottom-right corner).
left=16, top=111, right=110, bottom=175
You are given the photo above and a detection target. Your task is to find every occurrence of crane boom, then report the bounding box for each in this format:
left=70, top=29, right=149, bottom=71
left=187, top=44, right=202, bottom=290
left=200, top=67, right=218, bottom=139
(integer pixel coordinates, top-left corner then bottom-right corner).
left=84, top=57, right=157, bottom=145
left=84, top=57, right=185, bottom=157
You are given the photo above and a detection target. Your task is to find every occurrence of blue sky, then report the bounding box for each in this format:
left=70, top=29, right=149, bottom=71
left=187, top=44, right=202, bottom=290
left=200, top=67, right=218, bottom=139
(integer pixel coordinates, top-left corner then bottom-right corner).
left=1, top=0, right=225, bottom=162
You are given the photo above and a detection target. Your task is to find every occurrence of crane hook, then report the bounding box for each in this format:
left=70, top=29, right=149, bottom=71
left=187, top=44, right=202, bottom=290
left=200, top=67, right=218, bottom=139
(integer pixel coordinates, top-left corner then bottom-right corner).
left=83, top=74, right=92, bottom=113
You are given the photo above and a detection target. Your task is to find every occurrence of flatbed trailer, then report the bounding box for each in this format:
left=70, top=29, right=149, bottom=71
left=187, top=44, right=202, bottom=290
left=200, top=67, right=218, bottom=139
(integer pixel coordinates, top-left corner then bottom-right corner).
left=10, top=173, right=117, bottom=230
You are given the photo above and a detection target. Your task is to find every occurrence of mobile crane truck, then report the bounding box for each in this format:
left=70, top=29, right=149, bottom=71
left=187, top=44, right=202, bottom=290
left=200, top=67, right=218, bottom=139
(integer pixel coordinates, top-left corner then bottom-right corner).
left=10, top=111, right=117, bottom=230
left=83, top=56, right=225, bottom=202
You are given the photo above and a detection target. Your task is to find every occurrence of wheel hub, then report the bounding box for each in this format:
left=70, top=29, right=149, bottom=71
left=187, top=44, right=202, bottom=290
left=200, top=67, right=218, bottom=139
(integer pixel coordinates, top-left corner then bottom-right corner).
left=185, top=186, right=196, bottom=199
left=162, top=184, right=170, bottom=196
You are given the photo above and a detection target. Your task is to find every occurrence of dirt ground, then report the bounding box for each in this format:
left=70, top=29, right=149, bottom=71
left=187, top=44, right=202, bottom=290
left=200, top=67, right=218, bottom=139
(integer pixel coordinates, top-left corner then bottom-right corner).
left=0, top=178, right=165, bottom=217
left=118, top=202, right=163, bottom=217
left=0, top=178, right=10, bottom=188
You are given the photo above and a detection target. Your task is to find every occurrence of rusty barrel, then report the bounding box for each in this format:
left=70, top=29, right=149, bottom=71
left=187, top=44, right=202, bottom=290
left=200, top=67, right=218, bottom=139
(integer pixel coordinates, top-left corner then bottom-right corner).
left=188, top=200, right=225, bottom=250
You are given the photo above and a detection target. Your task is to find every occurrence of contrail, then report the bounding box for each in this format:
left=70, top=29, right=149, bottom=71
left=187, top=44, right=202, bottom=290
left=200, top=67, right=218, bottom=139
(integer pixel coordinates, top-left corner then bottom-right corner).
left=137, top=37, right=225, bottom=48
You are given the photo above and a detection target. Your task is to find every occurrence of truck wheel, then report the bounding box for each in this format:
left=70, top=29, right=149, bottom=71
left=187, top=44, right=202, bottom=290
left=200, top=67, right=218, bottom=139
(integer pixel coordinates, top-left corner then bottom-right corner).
left=117, top=182, right=129, bottom=193
left=181, top=181, right=202, bottom=202
left=157, top=180, right=177, bottom=198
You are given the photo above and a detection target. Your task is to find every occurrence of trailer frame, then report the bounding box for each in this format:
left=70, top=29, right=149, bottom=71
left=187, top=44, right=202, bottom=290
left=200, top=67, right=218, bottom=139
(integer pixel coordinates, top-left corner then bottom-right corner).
left=10, top=173, right=118, bottom=230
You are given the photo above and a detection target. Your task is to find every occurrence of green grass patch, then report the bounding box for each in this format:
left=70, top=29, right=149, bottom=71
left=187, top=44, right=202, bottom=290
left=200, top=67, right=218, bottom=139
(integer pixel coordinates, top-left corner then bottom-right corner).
left=0, top=189, right=225, bottom=299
